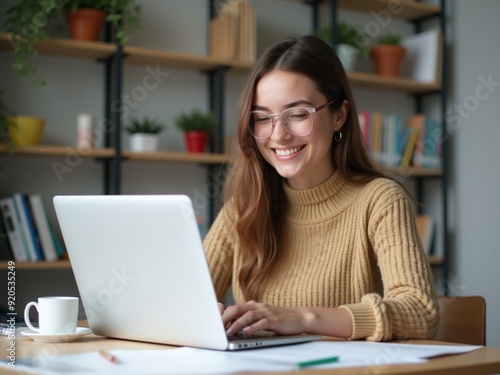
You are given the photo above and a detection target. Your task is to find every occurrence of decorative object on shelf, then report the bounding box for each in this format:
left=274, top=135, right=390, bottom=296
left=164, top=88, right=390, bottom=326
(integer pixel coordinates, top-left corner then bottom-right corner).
left=315, top=21, right=367, bottom=71
left=175, top=109, right=217, bottom=153
left=64, top=0, right=142, bottom=44
left=65, top=6, right=106, bottom=42
left=370, top=33, right=407, bottom=77
left=4, top=0, right=142, bottom=86
left=8, top=116, right=45, bottom=146
left=402, top=30, right=442, bottom=84
left=125, top=116, right=164, bottom=152
left=209, top=0, right=256, bottom=63
left=76, top=113, right=95, bottom=150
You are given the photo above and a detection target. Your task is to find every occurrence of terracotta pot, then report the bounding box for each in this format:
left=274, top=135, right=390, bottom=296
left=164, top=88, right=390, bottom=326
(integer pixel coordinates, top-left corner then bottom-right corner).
left=370, top=45, right=406, bottom=77
left=66, top=8, right=106, bottom=42
left=184, top=131, right=210, bottom=153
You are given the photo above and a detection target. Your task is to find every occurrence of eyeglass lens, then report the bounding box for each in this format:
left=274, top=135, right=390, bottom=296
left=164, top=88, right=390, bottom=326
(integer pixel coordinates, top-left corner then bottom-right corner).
left=250, top=108, right=313, bottom=139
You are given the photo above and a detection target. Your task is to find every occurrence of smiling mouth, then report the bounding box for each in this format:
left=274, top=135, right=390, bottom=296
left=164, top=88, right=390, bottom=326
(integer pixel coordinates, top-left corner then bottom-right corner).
left=274, top=145, right=305, bottom=156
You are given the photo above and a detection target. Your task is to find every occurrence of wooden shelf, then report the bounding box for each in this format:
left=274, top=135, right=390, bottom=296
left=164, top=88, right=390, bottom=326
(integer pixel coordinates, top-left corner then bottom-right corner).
left=338, top=0, right=440, bottom=21
left=0, top=144, right=115, bottom=158
left=0, top=260, right=71, bottom=270
left=0, top=32, right=115, bottom=61
left=1, top=33, right=442, bottom=93
left=0, top=144, right=230, bottom=164
left=347, top=71, right=441, bottom=94
left=295, top=0, right=440, bottom=21
left=0, top=144, right=444, bottom=173
left=0, top=33, right=253, bottom=73
left=124, top=45, right=254, bottom=73
left=122, top=150, right=230, bottom=164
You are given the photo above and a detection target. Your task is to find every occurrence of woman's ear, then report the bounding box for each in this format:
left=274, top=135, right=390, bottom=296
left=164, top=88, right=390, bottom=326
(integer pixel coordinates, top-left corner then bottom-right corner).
left=333, top=100, right=349, bottom=131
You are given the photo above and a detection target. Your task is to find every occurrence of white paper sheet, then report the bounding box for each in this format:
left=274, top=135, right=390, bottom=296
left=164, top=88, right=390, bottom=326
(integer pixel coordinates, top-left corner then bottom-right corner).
left=2, top=341, right=482, bottom=375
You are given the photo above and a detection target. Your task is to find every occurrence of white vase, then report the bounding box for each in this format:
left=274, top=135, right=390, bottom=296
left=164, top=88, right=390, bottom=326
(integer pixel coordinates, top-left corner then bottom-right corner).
left=129, top=133, right=159, bottom=152
left=336, top=43, right=360, bottom=71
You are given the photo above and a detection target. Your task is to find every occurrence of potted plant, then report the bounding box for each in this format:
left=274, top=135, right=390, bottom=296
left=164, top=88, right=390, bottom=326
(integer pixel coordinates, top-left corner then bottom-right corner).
left=174, top=110, right=217, bottom=153
left=125, top=116, right=165, bottom=152
left=65, top=0, right=142, bottom=43
left=4, top=0, right=141, bottom=86
left=370, top=32, right=407, bottom=77
left=315, top=21, right=367, bottom=71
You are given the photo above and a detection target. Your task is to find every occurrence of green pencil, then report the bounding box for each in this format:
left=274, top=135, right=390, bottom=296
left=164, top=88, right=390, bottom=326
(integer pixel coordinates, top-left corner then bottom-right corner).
left=297, top=356, right=339, bottom=368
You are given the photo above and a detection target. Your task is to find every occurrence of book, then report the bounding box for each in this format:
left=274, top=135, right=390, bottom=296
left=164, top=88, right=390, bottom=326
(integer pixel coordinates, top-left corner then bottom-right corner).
left=421, top=117, right=441, bottom=168
left=371, top=111, right=383, bottom=163
left=0, top=211, right=14, bottom=261
left=407, top=114, right=426, bottom=168
left=402, top=29, right=442, bottom=83
left=415, top=215, right=435, bottom=255
left=50, top=225, right=66, bottom=257
left=400, top=123, right=419, bottom=169
left=0, top=197, right=29, bottom=262
left=29, top=194, right=58, bottom=262
left=12, top=193, right=42, bottom=261
left=209, top=0, right=256, bottom=62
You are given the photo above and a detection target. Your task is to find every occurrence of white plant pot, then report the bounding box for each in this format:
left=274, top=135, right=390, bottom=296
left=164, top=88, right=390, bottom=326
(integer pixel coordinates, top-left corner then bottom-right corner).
left=129, top=133, right=160, bottom=152
left=336, top=43, right=360, bottom=71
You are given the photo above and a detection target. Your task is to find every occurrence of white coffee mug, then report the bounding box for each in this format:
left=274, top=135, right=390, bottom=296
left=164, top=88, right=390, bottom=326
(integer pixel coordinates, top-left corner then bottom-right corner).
left=24, top=296, right=79, bottom=335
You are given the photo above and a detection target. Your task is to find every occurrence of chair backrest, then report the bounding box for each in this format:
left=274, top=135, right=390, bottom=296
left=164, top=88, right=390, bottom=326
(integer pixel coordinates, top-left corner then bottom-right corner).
left=435, top=295, right=486, bottom=346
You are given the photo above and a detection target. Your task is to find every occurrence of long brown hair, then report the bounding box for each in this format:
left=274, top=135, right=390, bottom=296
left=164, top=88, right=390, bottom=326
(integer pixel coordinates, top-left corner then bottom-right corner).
left=223, top=35, right=385, bottom=301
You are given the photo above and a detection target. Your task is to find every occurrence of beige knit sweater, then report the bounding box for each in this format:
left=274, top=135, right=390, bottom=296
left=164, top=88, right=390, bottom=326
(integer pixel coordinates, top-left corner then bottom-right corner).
left=203, top=172, right=439, bottom=341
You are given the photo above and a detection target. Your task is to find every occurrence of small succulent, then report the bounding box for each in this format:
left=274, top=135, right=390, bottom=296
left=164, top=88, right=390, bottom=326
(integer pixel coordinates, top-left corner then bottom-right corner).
left=376, top=33, right=403, bottom=45
left=125, top=116, right=164, bottom=134
left=174, top=109, right=217, bottom=133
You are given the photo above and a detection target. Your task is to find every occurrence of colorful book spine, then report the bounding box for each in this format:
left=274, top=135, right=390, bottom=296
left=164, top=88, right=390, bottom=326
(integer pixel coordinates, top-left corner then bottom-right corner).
left=12, top=193, right=42, bottom=261
left=29, top=194, right=58, bottom=262
left=0, top=197, right=29, bottom=262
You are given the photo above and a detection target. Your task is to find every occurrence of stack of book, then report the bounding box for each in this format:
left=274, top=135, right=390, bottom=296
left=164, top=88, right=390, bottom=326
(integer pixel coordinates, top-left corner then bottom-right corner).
left=0, top=194, right=64, bottom=262
left=358, top=111, right=441, bottom=169
left=209, top=0, right=256, bottom=63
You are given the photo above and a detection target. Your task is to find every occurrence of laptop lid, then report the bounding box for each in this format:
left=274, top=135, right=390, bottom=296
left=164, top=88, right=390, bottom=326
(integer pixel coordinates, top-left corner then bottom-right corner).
left=53, top=195, right=320, bottom=351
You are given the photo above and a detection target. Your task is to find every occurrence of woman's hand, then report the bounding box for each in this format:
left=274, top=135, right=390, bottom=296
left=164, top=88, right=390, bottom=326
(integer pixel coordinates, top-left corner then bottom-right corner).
left=218, top=302, right=225, bottom=315
left=222, top=301, right=312, bottom=336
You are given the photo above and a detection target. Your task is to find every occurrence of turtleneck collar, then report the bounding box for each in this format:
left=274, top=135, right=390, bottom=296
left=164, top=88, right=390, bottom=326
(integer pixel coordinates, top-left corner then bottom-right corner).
left=283, top=172, right=361, bottom=222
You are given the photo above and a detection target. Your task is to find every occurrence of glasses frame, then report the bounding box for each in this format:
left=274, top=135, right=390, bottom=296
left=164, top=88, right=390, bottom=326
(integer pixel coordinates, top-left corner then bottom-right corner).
left=249, top=100, right=336, bottom=140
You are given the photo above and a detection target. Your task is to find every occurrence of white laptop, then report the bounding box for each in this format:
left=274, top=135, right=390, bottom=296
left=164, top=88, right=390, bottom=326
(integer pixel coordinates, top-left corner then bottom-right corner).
left=53, top=195, right=321, bottom=351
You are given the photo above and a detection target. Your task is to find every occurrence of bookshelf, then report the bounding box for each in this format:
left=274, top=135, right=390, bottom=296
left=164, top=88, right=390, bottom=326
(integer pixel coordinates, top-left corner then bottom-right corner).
left=0, top=1, right=448, bottom=285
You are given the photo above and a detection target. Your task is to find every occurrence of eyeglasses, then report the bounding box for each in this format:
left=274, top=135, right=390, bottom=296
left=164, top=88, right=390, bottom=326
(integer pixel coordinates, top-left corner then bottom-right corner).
left=249, top=100, right=335, bottom=140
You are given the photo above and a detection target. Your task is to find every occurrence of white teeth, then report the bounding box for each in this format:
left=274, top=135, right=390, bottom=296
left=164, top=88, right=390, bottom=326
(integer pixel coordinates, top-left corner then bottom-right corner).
left=275, top=146, right=301, bottom=156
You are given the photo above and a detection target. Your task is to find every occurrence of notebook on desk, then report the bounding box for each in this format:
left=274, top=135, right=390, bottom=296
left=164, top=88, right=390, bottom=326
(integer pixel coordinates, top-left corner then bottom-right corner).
left=53, top=195, right=321, bottom=351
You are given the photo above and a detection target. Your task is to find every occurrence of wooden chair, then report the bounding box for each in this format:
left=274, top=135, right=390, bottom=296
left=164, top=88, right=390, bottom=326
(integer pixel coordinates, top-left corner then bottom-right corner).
left=435, top=295, right=486, bottom=346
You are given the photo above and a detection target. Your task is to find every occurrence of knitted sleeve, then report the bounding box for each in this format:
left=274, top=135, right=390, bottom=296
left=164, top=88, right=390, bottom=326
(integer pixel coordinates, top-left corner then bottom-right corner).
left=341, top=180, right=439, bottom=341
left=202, top=206, right=235, bottom=302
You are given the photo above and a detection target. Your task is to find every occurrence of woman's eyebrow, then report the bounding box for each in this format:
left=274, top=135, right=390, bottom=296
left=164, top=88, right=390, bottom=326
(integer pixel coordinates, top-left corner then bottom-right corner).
left=252, top=100, right=314, bottom=111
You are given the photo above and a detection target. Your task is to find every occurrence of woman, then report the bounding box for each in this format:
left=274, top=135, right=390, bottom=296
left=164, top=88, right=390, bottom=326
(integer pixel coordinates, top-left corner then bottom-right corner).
left=203, top=35, right=439, bottom=342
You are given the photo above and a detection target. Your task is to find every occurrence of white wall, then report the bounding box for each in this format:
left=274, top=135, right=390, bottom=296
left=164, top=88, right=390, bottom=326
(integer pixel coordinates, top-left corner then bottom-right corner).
left=448, top=0, right=500, bottom=347
left=1, top=0, right=499, bottom=346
